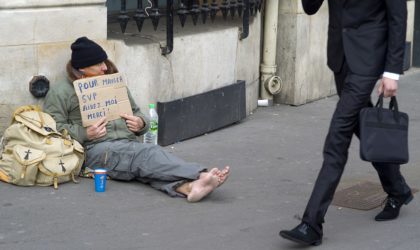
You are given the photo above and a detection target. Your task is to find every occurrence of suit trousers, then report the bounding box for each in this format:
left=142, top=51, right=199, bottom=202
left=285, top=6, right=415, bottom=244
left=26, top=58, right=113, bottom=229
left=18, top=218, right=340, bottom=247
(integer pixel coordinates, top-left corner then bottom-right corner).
left=302, top=62, right=412, bottom=235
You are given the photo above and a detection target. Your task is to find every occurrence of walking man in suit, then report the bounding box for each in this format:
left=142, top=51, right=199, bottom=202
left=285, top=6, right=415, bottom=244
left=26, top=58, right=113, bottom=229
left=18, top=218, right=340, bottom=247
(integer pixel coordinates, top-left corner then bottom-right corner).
left=279, top=0, right=413, bottom=246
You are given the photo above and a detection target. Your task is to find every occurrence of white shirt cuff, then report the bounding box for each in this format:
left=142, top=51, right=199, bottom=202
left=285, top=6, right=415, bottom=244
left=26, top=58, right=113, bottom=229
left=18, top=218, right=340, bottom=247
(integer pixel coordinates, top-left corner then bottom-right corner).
left=383, top=72, right=400, bottom=80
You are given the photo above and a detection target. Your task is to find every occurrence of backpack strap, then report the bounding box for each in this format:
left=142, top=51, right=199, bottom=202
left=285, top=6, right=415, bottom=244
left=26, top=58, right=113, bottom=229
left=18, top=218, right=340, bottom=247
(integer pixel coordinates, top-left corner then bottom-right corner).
left=0, top=136, right=4, bottom=156
left=71, top=172, right=79, bottom=184
left=12, top=105, right=42, bottom=124
left=36, top=110, right=45, bottom=128
left=0, top=168, right=9, bottom=183
left=53, top=175, right=58, bottom=189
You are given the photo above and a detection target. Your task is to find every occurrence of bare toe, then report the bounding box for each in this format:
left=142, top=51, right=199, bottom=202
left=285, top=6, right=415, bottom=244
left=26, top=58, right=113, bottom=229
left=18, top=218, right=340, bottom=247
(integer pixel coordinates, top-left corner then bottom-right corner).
left=217, top=166, right=230, bottom=187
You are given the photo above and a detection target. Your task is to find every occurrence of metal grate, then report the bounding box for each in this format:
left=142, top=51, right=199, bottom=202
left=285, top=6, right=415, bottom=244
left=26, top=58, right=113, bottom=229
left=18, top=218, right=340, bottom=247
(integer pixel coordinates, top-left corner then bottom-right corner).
left=332, top=181, right=417, bottom=211
left=107, top=0, right=262, bottom=54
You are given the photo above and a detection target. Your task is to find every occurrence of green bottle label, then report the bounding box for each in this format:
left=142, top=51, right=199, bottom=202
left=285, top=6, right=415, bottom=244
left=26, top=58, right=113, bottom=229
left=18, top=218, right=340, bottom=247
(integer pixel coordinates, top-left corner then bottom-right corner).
left=150, top=121, right=158, bottom=134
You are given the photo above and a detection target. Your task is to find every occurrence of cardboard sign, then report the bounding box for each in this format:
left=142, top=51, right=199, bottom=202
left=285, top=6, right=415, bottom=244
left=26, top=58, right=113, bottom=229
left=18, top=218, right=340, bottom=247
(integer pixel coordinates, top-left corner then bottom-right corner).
left=73, top=73, right=133, bottom=127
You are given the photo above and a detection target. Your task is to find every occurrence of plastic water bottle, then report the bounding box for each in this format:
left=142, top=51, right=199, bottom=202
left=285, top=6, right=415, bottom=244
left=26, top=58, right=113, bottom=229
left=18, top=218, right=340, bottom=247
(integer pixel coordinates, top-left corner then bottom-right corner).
left=143, top=103, right=158, bottom=145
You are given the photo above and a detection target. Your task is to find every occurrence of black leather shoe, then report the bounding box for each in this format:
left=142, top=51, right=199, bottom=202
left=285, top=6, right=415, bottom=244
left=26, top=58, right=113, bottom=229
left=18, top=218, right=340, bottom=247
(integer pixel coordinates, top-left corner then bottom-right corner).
left=375, top=193, right=413, bottom=221
left=279, top=222, right=322, bottom=246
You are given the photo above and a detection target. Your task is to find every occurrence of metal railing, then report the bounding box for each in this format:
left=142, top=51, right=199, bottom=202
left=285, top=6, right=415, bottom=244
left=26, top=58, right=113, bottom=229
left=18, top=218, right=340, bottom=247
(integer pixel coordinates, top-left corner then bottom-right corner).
left=109, top=0, right=262, bottom=55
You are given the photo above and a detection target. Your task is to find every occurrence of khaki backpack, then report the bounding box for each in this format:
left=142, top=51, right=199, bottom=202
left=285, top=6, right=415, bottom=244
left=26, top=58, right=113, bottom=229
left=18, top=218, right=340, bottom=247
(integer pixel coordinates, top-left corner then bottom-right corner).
left=0, top=105, right=84, bottom=189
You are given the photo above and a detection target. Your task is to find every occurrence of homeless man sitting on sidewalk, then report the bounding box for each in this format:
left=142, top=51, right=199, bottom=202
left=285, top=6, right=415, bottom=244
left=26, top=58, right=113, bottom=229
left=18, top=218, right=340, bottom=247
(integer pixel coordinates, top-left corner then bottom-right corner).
left=43, top=37, right=230, bottom=202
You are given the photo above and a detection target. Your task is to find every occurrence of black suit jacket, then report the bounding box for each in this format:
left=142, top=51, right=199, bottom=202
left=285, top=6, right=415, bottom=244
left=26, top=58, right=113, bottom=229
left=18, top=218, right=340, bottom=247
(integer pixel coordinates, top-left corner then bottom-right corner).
left=302, top=0, right=407, bottom=76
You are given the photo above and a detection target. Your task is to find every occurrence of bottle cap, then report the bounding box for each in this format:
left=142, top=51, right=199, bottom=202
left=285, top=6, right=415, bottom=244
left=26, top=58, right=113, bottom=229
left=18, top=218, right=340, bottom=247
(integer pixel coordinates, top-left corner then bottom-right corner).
left=149, top=103, right=155, bottom=109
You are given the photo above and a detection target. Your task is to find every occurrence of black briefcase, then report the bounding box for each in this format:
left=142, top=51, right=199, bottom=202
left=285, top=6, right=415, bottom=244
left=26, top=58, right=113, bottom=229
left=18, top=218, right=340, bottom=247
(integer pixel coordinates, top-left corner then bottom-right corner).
left=359, top=95, right=409, bottom=164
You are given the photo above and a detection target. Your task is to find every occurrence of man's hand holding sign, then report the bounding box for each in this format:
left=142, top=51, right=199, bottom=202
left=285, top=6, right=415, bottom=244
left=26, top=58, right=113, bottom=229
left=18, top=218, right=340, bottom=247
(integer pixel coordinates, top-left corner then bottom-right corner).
left=73, top=72, right=133, bottom=128
left=120, top=114, right=145, bottom=133
left=86, top=117, right=108, bottom=140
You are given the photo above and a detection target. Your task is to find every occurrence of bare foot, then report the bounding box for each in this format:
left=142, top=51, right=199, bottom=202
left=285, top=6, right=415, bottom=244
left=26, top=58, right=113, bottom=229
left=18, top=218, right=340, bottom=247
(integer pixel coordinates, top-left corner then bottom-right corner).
left=187, top=168, right=220, bottom=202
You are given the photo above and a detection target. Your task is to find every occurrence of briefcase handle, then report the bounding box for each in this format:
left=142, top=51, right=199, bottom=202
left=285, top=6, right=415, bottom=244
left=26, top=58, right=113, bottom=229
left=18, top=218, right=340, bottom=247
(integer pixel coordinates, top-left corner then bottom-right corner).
left=374, top=94, right=401, bottom=123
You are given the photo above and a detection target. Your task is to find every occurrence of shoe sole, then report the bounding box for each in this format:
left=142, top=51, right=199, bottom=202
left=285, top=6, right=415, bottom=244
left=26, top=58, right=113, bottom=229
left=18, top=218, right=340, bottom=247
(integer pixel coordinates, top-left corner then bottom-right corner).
left=375, top=216, right=398, bottom=222
left=279, top=231, right=322, bottom=246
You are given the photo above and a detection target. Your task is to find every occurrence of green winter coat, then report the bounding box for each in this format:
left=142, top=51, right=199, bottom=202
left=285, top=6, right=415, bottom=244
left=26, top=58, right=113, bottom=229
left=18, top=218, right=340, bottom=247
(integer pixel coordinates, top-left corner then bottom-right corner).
left=43, top=60, right=150, bottom=146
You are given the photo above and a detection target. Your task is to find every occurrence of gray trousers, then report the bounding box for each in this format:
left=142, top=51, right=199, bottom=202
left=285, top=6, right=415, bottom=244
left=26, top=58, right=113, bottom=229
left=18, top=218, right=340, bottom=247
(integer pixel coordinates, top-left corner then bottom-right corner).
left=84, top=139, right=206, bottom=197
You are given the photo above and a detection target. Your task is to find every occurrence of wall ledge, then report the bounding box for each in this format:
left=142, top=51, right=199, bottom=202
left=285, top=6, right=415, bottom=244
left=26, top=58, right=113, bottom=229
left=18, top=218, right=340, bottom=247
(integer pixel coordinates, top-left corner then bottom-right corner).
left=0, top=0, right=105, bottom=9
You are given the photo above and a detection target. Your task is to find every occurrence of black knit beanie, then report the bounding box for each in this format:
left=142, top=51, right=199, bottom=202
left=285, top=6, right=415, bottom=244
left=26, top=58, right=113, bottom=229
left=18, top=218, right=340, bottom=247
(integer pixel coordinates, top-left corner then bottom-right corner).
left=71, top=37, right=108, bottom=69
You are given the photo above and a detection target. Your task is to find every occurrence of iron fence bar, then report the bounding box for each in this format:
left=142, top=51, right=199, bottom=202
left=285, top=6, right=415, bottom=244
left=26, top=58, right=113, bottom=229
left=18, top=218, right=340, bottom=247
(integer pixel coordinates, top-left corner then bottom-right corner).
left=240, top=0, right=249, bottom=40
left=220, top=0, right=229, bottom=20
left=237, top=0, right=244, bottom=17
left=134, top=0, right=147, bottom=32
left=162, top=0, right=174, bottom=55
left=201, top=0, right=210, bottom=24
left=118, top=0, right=130, bottom=33
left=210, top=0, right=219, bottom=22
left=178, top=0, right=189, bottom=27
left=249, top=0, right=255, bottom=16
left=229, top=0, right=237, bottom=19
left=150, top=0, right=161, bottom=30
left=190, top=0, right=200, bottom=25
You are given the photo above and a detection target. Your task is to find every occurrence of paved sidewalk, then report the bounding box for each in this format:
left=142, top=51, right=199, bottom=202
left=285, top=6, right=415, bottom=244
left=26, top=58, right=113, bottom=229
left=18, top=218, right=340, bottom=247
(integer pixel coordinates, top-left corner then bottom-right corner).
left=1, top=69, right=419, bottom=250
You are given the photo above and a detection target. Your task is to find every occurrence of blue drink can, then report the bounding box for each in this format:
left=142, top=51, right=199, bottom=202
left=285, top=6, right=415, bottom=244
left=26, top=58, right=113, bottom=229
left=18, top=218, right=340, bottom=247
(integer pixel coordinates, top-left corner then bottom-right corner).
left=94, top=169, right=107, bottom=192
